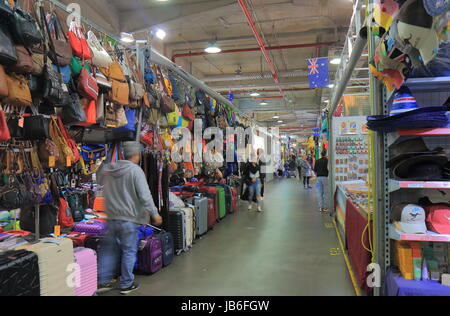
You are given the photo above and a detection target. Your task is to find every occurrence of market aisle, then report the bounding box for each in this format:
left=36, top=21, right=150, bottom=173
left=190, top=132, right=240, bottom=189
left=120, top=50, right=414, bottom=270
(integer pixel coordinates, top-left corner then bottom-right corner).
left=109, top=179, right=355, bottom=296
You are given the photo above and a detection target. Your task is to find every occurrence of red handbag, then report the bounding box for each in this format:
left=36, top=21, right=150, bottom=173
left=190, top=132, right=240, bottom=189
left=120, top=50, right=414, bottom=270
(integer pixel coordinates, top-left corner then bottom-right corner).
left=182, top=104, right=195, bottom=121
left=57, top=116, right=80, bottom=162
left=67, top=21, right=92, bottom=60
left=58, top=197, right=74, bottom=228
left=0, top=107, right=11, bottom=141
left=141, top=130, right=154, bottom=147
left=76, top=99, right=97, bottom=126
left=78, top=67, right=99, bottom=100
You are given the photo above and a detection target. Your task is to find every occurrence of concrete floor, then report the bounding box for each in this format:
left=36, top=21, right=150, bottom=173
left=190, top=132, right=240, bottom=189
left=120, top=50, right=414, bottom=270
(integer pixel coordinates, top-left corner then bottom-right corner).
left=110, top=178, right=355, bottom=296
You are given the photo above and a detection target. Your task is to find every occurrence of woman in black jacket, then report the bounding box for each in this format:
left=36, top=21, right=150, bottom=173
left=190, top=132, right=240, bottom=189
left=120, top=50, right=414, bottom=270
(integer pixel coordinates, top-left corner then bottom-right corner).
left=244, top=161, right=263, bottom=212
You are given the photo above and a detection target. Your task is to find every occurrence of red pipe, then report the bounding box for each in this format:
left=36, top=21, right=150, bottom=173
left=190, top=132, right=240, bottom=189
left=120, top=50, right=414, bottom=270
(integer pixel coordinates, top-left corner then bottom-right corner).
left=171, top=42, right=335, bottom=63
left=237, top=0, right=284, bottom=96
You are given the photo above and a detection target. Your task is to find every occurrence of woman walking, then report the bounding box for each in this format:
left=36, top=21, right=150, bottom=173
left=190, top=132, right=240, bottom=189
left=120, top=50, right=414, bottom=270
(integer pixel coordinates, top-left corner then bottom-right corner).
left=299, top=155, right=313, bottom=189
left=244, top=160, right=263, bottom=212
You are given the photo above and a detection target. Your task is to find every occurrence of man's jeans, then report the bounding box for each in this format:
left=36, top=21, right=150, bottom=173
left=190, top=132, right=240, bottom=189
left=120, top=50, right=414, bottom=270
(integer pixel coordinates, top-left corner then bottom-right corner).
left=248, top=179, right=262, bottom=205
left=317, top=177, right=329, bottom=209
left=98, top=220, right=139, bottom=289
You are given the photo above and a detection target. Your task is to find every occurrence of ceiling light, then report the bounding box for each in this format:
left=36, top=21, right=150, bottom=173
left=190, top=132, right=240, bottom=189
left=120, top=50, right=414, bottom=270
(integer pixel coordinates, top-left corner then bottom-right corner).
left=120, top=32, right=135, bottom=44
left=155, top=29, right=167, bottom=40
left=260, top=102, right=268, bottom=105
left=273, top=116, right=279, bottom=119
left=330, top=58, right=341, bottom=65
left=278, top=120, right=283, bottom=123
left=205, top=41, right=222, bottom=54
left=328, top=84, right=335, bottom=88
left=250, top=92, right=260, bottom=97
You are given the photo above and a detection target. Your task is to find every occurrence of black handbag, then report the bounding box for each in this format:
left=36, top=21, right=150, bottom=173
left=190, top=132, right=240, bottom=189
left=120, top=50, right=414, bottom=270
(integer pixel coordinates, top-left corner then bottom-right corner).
left=0, top=0, right=13, bottom=21
left=20, top=204, right=57, bottom=236
left=10, top=3, right=43, bottom=47
left=0, top=24, right=17, bottom=66
left=61, top=93, right=86, bottom=125
left=81, top=128, right=112, bottom=144
left=7, top=116, right=24, bottom=138
left=23, top=115, right=50, bottom=140
left=0, top=176, right=35, bottom=210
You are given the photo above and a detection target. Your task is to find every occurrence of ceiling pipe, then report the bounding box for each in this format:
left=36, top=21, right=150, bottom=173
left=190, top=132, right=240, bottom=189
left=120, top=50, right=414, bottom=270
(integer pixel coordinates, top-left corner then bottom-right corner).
left=203, top=70, right=337, bottom=83
left=237, top=0, right=285, bottom=98
left=172, top=42, right=336, bottom=63
left=221, top=88, right=314, bottom=95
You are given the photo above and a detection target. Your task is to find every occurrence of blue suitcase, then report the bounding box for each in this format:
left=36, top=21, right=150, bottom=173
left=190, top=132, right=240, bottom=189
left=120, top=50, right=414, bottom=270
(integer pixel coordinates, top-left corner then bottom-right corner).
left=155, top=231, right=174, bottom=267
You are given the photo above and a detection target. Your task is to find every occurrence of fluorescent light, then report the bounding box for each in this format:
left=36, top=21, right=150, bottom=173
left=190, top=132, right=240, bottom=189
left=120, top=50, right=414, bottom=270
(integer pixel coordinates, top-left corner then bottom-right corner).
left=205, top=41, right=222, bottom=54
left=260, top=102, right=268, bottom=105
left=120, top=32, right=135, bottom=43
left=273, top=116, right=279, bottom=119
left=250, top=92, right=260, bottom=97
left=330, top=58, right=341, bottom=65
left=278, top=120, right=283, bottom=123
left=328, top=84, right=335, bottom=88
left=155, top=29, right=166, bottom=40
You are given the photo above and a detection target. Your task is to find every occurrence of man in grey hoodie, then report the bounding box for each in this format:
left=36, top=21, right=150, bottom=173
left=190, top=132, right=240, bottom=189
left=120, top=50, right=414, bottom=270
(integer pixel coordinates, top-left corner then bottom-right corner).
left=97, top=142, right=163, bottom=295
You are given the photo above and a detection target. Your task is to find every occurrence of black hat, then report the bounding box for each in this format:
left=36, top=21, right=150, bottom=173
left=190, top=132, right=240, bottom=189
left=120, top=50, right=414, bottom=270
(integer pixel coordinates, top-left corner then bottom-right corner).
left=388, top=138, right=444, bottom=168
left=393, top=154, right=448, bottom=180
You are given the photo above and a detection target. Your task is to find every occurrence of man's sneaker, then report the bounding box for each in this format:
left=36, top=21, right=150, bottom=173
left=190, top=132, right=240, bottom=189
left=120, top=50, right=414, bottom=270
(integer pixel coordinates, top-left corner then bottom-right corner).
left=257, top=206, right=263, bottom=212
left=248, top=204, right=253, bottom=211
left=120, top=283, right=140, bottom=295
left=96, top=281, right=116, bottom=294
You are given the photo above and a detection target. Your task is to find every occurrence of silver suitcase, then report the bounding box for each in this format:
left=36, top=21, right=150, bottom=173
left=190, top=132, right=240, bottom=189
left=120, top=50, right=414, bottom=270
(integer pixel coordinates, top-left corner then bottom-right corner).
left=187, top=196, right=208, bottom=237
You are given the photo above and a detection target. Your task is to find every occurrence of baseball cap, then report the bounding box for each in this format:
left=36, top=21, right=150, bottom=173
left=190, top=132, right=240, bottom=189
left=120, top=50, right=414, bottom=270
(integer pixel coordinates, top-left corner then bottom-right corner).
left=392, top=204, right=428, bottom=234
left=425, top=205, right=450, bottom=234
left=423, top=0, right=450, bottom=16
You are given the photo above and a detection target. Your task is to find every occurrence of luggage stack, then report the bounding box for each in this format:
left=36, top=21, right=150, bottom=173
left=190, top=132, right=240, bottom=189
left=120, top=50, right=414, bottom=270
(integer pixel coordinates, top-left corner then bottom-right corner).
left=16, top=238, right=75, bottom=296
left=135, top=227, right=174, bottom=274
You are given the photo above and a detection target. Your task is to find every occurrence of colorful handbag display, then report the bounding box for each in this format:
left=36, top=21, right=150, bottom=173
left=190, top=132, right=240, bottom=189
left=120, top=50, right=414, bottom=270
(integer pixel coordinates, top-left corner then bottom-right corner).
left=67, top=21, right=92, bottom=60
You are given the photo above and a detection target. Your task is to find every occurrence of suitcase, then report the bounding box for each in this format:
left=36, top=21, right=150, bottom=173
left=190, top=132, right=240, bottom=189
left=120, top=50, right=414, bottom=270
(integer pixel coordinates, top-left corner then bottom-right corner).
left=217, top=184, right=233, bottom=214
left=155, top=231, right=174, bottom=267
left=198, top=186, right=220, bottom=222
left=73, top=220, right=106, bottom=236
left=179, top=207, right=195, bottom=248
left=186, top=196, right=208, bottom=237
left=231, top=188, right=238, bottom=213
left=16, top=238, right=75, bottom=296
left=168, top=209, right=186, bottom=255
left=134, top=226, right=154, bottom=270
left=213, top=186, right=227, bottom=219
left=85, top=235, right=106, bottom=254
left=0, top=250, right=40, bottom=296
left=137, top=236, right=163, bottom=275
left=207, top=197, right=217, bottom=230
left=65, top=233, right=90, bottom=248
left=73, top=248, right=98, bottom=296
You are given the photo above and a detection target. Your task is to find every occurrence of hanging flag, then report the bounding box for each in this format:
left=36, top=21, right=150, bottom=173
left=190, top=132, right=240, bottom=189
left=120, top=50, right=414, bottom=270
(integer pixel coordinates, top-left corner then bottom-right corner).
left=228, top=89, right=234, bottom=102
left=307, top=57, right=329, bottom=88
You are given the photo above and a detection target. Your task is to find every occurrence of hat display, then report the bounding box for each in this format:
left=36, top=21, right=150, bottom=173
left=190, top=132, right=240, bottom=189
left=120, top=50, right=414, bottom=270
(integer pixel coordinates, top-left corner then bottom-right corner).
left=423, top=0, right=450, bottom=17
left=425, top=205, right=450, bottom=234
left=392, top=204, right=428, bottom=234
left=387, top=137, right=444, bottom=168
left=390, top=86, right=419, bottom=115
left=396, top=0, right=439, bottom=65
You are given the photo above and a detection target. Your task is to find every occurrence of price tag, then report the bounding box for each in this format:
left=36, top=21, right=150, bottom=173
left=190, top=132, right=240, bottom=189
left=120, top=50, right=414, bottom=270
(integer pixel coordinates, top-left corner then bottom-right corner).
left=54, top=225, right=61, bottom=237
left=18, top=117, right=24, bottom=128
left=66, top=156, right=72, bottom=167
left=48, top=156, right=56, bottom=168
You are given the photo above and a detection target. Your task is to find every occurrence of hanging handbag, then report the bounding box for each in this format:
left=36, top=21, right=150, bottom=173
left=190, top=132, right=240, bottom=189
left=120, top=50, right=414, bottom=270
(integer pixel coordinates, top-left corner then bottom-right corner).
left=96, top=93, right=105, bottom=124
left=10, top=1, right=43, bottom=47
left=0, top=24, right=17, bottom=66
left=67, top=20, right=92, bottom=60
left=78, top=67, right=99, bottom=100
left=47, top=12, right=72, bottom=66
left=61, top=92, right=86, bottom=125
left=109, top=79, right=129, bottom=106
left=0, top=65, right=8, bottom=97
left=0, top=175, right=35, bottom=210
left=182, top=104, right=195, bottom=121
left=49, top=116, right=73, bottom=166
left=105, top=101, right=118, bottom=128
left=115, top=105, right=127, bottom=127
left=3, top=73, right=32, bottom=107
left=9, top=45, right=33, bottom=74
left=167, top=105, right=180, bottom=126
left=70, top=56, right=91, bottom=76
left=0, top=105, right=10, bottom=141
left=100, top=60, right=125, bottom=82
left=87, top=30, right=112, bottom=68
left=7, top=113, right=24, bottom=139
left=155, top=66, right=175, bottom=113
left=53, top=64, right=71, bottom=84
left=81, top=129, right=110, bottom=144
left=113, top=107, right=136, bottom=141
left=57, top=116, right=79, bottom=163
left=31, top=52, right=50, bottom=76
left=94, top=71, right=112, bottom=93
left=37, top=138, right=59, bottom=168
left=76, top=98, right=96, bottom=126
left=148, top=108, right=161, bottom=126
left=20, top=204, right=57, bottom=236
left=23, top=114, right=50, bottom=140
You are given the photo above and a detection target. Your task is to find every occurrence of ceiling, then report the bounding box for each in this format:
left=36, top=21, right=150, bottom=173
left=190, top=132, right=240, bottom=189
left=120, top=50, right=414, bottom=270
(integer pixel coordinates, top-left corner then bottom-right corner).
left=57, top=0, right=357, bottom=134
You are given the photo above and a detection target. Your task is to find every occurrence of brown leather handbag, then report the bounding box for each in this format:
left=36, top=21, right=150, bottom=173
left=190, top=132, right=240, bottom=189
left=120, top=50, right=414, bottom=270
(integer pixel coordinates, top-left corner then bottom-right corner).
left=0, top=65, right=9, bottom=97
left=47, top=13, right=72, bottom=66
left=3, top=73, right=32, bottom=107
left=31, top=52, right=50, bottom=76
left=154, top=66, right=175, bottom=113
left=101, top=60, right=125, bottom=82
left=9, top=45, right=33, bottom=75
left=109, top=79, right=129, bottom=106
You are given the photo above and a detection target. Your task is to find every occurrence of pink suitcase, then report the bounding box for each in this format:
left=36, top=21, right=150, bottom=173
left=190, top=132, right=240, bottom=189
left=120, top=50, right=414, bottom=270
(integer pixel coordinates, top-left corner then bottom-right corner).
left=73, top=247, right=98, bottom=296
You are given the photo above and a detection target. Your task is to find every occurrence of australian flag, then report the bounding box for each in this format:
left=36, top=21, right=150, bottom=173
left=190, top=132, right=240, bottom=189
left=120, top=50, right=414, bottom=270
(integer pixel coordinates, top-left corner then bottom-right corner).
left=308, top=57, right=329, bottom=88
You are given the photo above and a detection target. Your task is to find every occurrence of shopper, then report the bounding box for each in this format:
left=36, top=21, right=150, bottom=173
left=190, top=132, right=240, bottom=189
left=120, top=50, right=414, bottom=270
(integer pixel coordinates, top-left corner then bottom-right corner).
left=244, top=160, right=263, bottom=212
left=296, top=154, right=303, bottom=179
left=257, top=148, right=266, bottom=200
left=314, top=150, right=329, bottom=212
left=96, top=142, right=163, bottom=295
left=299, top=155, right=313, bottom=189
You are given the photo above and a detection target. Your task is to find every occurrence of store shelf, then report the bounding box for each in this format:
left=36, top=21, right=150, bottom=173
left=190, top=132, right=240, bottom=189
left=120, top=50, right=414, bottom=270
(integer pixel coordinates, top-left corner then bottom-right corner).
left=387, top=128, right=450, bottom=146
left=388, top=179, right=450, bottom=193
left=389, top=225, right=450, bottom=242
